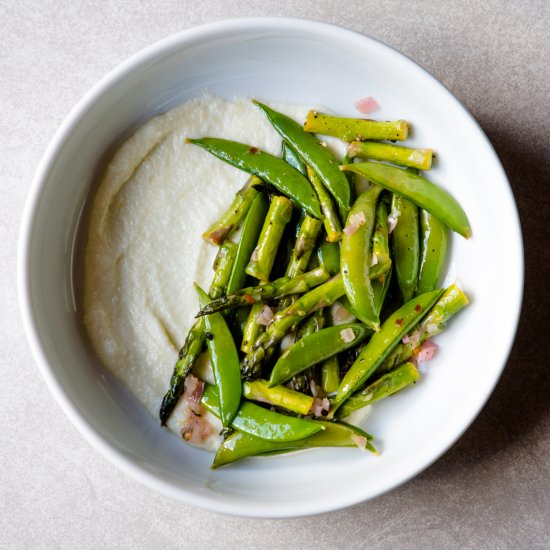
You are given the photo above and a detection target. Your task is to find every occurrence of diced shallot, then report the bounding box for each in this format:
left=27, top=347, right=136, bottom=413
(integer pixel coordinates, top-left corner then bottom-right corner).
left=331, top=301, right=355, bottom=325
left=351, top=433, right=368, bottom=450
left=311, top=397, right=330, bottom=417
left=353, top=96, right=379, bottom=114
left=255, top=305, right=274, bottom=326
left=415, top=340, right=438, bottom=364
left=340, top=327, right=356, bottom=343
left=343, top=211, right=366, bottom=236
left=387, top=216, right=398, bottom=234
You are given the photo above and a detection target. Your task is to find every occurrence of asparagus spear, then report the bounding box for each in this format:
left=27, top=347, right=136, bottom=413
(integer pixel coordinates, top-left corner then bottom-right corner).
left=243, top=380, right=314, bottom=415
left=196, top=267, right=330, bottom=316
left=380, top=284, right=469, bottom=372
left=347, top=141, right=433, bottom=171
left=241, top=274, right=345, bottom=379
left=304, top=111, right=409, bottom=141
left=240, top=303, right=266, bottom=355
left=209, top=241, right=238, bottom=299
left=202, top=176, right=261, bottom=245
left=159, top=317, right=206, bottom=425
left=306, top=165, right=342, bottom=242
left=337, top=362, right=419, bottom=417
left=246, top=195, right=293, bottom=282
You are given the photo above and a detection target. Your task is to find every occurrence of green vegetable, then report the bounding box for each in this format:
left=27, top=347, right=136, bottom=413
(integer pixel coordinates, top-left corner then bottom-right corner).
left=369, top=197, right=392, bottom=280
left=348, top=141, right=433, bottom=170
left=316, top=240, right=341, bottom=276
left=321, top=356, right=340, bottom=394
left=381, top=284, right=469, bottom=371
left=209, top=241, right=238, bottom=300
left=332, top=289, right=443, bottom=411
left=417, top=209, right=448, bottom=294
left=253, top=101, right=351, bottom=210
left=304, top=111, right=409, bottom=142
left=159, top=316, right=205, bottom=426
left=340, top=162, right=471, bottom=239
left=243, top=380, right=314, bottom=415
left=306, top=165, right=342, bottom=242
left=246, top=195, right=293, bottom=282
left=282, top=140, right=306, bottom=175
left=241, top=275, right=346, bottom=379
left=201, top=384, right=322, bottom=441
left=198, top=267, right=329, bottom=316
left=270, top=323, right=371, bottom=386
left=195, top=285, right=241, bottom=426
left=240, top=303, right=266, bottom=355
left=212, top=421, right=377, bottom=468
left=338, top=362, right=420, bottom=417
left=202, top=176, right=260, bottom=245
left=226, top=192, right=269, bottom=295
left=341, top=186, right=383, bottom=330
left=187, top=137, right=321, bottom=218
left=391, top=194, right=420, bottom=303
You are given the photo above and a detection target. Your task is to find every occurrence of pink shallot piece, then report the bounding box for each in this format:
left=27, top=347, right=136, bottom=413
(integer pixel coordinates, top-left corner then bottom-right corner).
left=353, top=96, right=379, bottom=114
left=415, top=340, right=438, bottom=364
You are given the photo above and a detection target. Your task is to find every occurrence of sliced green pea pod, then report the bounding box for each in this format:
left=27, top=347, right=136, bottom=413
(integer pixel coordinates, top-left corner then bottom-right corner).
left=341, top=186, right=383, bottom=330
left=201, top=384, right=322, bottom=442
left=270, top=323, right=371, bottom=387
left=391, top=194, right=420, bottom=303
left=337, top=362, right=420, bottom=418
left=332, top=289, right=443, bottom=411
left=209, top=241, right=238, bottom=299
left=226, top=192, right=269, bottom=295
left=253, top=101, right=351, bottom=210
left=417, top=209, right=448, bottom=294
left=212, top=421, right=377, bottom=468
left=340, top=162, right=471, bottom=239
left=195, top=285, right=241, bottom=426
left=187, top=137, right=321, bottom=218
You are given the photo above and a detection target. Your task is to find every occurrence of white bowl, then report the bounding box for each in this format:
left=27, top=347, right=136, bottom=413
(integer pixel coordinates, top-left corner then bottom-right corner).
left=18, top=18, right=523, bottom=517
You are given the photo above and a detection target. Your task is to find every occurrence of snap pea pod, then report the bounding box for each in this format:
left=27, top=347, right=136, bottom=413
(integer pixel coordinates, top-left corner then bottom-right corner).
left=282, top=140, right=306, bottom=175
left=417, top=209, right=448, bottom=295
left=381, top=284, right=469, bottom=372
left=372, top=265, right=393, bottom=317
left=369, top=197, right=392, bottom=280
left=226, top=192, right=269, bottom=295
left=304, top=111, right=409, bottom=142
left=240, top=303, right=266, bottom=355
left=321, top=356, right=340, bottom=394
left=391, top=194, right=420, bottom=303
left=340, top=162, right=471, bottom=239
left=306, top=165, right=342, bottom=242
left=243, top=380, right=314, bottom=415
left=317, top=240, right=340, bottom=276
left=241, top=275, right=346, bottom=379
left=201, top=384, right=322, bottom=441
left=195, top=285, right=241, bottom=426
left=197, top=267, right=329, bottom=316
left=187, top=137, right=321, bottom=218
left=270, top=323, right=371, bottom=386
left=202, top=176, right=261, bottom=245
left=212, top=421, right=377, bottom=468
left=246, top=195, right=293, bottom=282
left=348, top=141, right=433, bottom=170
left=209, top=241, right=238, bottom=299
left=159, top=316, right=205, bottom=425
left=341, top=186, right=383, bottom=330
left=253, top=101, right=351, bottom=210
left=337, top=362, right=419, bottom=418
left=331, top=289, right=443, bottom=411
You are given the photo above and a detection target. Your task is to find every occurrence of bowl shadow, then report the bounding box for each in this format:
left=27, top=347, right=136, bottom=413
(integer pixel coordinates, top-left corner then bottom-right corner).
left=416, top=115, right=550, bottom=475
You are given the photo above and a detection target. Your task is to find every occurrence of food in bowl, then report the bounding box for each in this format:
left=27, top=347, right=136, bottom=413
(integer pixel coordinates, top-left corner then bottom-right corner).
left=83, top=94, right=470, bottom=468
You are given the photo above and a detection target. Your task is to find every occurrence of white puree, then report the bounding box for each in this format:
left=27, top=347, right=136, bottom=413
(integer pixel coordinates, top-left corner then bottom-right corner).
left=83, top=96, right=314, bottom=450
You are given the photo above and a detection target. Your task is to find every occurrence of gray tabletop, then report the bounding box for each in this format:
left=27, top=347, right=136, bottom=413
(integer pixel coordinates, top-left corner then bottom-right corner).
left=2, top=1, right=549, bottom=548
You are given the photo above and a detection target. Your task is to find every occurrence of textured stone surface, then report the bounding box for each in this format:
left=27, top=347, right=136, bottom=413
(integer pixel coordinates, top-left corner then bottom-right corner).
left=2, top=1, right=549, bottom=548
